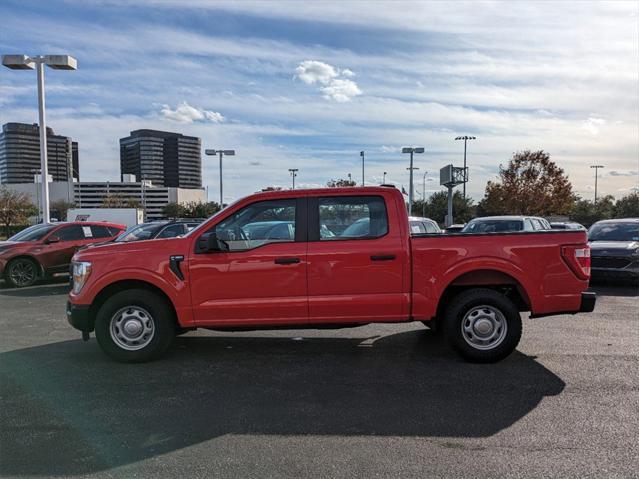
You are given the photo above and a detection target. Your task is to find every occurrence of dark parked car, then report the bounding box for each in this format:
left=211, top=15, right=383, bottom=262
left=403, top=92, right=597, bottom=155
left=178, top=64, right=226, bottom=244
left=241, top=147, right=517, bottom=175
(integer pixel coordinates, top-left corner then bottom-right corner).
left=462, top=216, right=551, bottom=233
left=0, top=221, right=125, bottom=287
left=115, top=219, right=203, bottom=243
left=551, top=222, right=585, bottom=230
left=588, top=218, right=639, bottom=284
left=445, top=224, right=466, bottom=233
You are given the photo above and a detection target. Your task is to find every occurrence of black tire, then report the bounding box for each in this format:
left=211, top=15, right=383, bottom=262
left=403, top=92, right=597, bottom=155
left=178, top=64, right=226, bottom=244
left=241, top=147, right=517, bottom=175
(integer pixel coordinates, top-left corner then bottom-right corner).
left=4, top=257, right=40, bottom=288
left=94, top=289, right=176, bottom=363
left=442, top=288, right=522, bottom=363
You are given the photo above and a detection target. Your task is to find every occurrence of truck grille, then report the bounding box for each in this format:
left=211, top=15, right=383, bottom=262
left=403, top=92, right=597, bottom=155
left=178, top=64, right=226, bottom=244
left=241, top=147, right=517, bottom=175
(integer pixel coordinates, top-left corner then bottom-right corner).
left=591, top=257, right=631, bottom=269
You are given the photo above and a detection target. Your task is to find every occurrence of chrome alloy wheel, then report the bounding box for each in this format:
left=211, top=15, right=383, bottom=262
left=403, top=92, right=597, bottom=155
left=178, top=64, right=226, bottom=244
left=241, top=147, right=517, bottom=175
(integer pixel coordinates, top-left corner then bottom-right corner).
left=9, top=259, right=37, bottom=287
left=461, top=305, right=508, bottom=351
left=109, top=306, right=155, bottom=351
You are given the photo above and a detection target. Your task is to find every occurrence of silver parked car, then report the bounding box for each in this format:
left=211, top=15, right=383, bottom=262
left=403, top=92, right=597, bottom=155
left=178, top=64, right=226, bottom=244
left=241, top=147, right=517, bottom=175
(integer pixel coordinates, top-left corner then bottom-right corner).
left=409, top=216, right=442, bottom=234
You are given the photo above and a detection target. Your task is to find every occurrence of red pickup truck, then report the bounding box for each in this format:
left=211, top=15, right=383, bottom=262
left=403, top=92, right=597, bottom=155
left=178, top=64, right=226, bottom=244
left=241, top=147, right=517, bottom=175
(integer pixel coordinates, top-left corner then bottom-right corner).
left=67, top=187, right=595, bottom=363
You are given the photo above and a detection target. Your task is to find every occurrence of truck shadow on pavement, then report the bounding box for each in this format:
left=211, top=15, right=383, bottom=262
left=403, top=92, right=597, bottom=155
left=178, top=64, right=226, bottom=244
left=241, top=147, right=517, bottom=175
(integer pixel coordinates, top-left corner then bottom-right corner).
left=1, top=331, right=565, bottom=476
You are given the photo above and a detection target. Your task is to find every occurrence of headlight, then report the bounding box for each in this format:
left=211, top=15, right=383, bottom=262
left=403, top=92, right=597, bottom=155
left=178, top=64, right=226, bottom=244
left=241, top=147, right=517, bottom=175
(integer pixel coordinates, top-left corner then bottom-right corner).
left=632, top=248, right=639, bottom=257
left=72, top=261, right=92, bottom=294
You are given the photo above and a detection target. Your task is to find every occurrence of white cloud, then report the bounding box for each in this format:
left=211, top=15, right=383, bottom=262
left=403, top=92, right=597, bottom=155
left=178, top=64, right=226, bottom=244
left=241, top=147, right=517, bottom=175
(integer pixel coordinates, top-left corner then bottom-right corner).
left=295, top=60, right=362, bottom=102
left=320, top=78, right=362, bottom=103
left=295, top=60, right=339, bottom=85
left=160, top=101, right=225, bottom=123
left=582, top=117, right=606, bottom=135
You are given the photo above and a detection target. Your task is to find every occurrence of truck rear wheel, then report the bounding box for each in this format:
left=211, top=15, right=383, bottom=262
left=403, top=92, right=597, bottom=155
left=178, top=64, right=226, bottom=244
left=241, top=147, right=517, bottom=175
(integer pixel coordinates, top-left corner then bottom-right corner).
left=94, top=289, right=176, bottom=363
left=443, top=288, right=522, bottom=363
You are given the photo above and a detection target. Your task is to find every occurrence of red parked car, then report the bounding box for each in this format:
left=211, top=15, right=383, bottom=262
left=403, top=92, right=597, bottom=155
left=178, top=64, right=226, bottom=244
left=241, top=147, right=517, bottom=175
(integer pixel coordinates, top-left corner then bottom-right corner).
left=67, top=187, right=595, bottom=363
left=1, top=221, right=125, bottom=288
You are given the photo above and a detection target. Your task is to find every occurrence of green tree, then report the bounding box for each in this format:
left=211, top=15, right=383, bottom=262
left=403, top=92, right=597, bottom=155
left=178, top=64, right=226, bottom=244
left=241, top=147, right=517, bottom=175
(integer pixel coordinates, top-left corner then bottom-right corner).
left=614, top=192, right=639, bottom=218
left=0, top=187, right=38, bottom=238
left=184, top=201, right=222, bottom=219
left=261, top=186, right=283, bottom=192
left=478, top=150, right=574, bottom=216
left=421, top=191, right=475, bottom=224
left=163, top=202, right=187, bottom=218
left=327, top=178, right=357, bottom=187
left=50, top=200, right=75, bottom=221
left=569, top=195, right=616, bottom=227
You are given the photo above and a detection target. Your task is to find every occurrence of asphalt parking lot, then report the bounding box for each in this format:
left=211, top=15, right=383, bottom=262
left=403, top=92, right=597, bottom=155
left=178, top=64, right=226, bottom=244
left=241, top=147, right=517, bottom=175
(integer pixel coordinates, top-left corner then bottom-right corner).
left=1, top=279, right=638, bottom=478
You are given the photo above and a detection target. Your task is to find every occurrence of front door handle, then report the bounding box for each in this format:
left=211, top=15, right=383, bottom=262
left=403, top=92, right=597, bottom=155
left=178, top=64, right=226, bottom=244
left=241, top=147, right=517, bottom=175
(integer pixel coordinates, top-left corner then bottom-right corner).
left=274, top=257, right=301, bottom=265
left=370, top=254, right=396, bottom=261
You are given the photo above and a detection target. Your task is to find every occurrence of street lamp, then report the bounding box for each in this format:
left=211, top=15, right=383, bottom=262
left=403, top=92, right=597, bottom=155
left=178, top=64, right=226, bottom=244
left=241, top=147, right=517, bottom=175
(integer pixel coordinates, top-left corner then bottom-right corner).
left=590, top=165, right=605, bottom=204
left=360, top=151, right=365, bottom=186
left=348, top=173, right=352, bottom=183
left=455, top=135, right=476, bottom=199
left=2, top=54, right=78, bottom=223
left=288, top=168, right=298, bottom=189
left=205, top=149, right=235, bottom=207
left=402, top=147, right=425, bottom=213
left=383, top=171, right=387, bottom=184
left=422, top=171, right=428, bottom=218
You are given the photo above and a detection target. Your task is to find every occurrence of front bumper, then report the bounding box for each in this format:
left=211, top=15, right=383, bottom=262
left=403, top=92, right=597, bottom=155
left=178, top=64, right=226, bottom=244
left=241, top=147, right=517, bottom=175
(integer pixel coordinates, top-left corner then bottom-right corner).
left=591, top=256, right=639, bottom=282
left=66, top=301, right=93, bottom=332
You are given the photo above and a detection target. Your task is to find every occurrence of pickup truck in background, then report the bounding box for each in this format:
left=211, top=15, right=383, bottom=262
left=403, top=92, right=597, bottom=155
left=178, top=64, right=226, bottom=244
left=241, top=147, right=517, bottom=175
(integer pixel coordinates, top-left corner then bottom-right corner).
left=67, top=186, right=595, bottom=363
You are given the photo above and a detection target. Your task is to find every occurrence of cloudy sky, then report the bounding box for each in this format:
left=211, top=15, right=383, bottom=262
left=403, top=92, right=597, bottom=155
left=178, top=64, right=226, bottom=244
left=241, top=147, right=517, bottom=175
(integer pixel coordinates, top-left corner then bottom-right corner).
left=1, top=0, right=637, bottom=204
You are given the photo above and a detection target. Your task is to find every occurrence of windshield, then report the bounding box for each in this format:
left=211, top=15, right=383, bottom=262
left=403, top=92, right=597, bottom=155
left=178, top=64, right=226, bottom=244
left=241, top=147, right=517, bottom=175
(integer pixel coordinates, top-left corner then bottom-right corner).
left=588, top=222, right=639, bottom=242
left=462, top=220, right=523, bottom=233
left=115, top=223, right=164, bottom=242
left=8, top=224, right=58, bottom=242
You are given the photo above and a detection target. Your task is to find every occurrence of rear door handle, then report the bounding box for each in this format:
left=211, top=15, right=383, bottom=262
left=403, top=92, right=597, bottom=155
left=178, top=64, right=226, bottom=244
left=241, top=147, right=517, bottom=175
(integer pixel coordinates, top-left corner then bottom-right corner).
left=370, top=255, right=396, bottom=261
left=274, top=257, right=301, bottom=265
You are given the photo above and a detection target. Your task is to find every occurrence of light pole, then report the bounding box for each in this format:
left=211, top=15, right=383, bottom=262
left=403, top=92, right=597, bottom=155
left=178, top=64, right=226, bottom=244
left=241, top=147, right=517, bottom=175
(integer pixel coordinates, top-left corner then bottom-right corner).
left=348, top=173, right=352, bottom=183
left=205, top=149, right=235, bottom=207
left=360, top=151, right=365, bottom=186
left=2, top=54, right=77, bottom=223
left=422, top=171, right=428, bottom=218
left=402, top=147, right=425, bottom=213
left=288, top=169, right=298, bottom=189
left=383, top=171, right=387, bottom=184
left=590, top=165, right=605, bottom=204
left=406, top=166, right=419, bottom=213
left=455, top=135, right=476, bottom=199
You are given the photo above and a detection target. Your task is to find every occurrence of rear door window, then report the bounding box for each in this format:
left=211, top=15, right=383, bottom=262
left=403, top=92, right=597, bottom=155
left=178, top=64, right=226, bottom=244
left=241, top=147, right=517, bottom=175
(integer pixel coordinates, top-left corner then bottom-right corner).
left=424, top=221, right=440, bottom=233
left=90, top=225, right=113, bottom=238
left=318, top=196, right=388, bottom=240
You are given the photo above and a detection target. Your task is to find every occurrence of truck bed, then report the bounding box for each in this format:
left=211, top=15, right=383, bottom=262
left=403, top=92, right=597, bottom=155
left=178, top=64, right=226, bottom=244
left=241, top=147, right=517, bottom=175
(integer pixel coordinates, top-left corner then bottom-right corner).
left=410, top=230, right=590, bottom=320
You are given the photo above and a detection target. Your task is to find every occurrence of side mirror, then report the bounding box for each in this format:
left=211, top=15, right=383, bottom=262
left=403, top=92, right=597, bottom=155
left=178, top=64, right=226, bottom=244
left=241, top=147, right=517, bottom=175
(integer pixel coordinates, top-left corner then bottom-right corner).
left=196, top=232, right=229, bottom=253
left=46, top=236, right=60, bottom=244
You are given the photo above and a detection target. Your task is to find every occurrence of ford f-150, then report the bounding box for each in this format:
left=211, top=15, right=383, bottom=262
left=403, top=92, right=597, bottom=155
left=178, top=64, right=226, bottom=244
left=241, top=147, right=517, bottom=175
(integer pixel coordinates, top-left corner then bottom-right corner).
left=67, top=187, right=595, bottom=363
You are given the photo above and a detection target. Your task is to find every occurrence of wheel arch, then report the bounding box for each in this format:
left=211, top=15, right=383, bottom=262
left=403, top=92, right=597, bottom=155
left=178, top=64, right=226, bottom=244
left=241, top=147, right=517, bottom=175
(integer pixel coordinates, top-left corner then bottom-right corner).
left=89, top=279, right=179, bottom=328
left=435, top=268, right=532, bottom=322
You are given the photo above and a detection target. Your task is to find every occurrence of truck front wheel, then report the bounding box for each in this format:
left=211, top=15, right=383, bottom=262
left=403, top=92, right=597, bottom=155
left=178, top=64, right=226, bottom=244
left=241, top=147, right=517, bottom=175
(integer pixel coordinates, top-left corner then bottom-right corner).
left=443, top=288, right=522, bottom=363
left=94, top=289, right=176, bottom=363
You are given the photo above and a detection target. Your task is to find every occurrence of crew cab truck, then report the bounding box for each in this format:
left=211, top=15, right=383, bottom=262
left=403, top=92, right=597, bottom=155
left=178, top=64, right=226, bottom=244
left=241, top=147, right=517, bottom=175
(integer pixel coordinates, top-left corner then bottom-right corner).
left=67, top=187, right=595, bottom=363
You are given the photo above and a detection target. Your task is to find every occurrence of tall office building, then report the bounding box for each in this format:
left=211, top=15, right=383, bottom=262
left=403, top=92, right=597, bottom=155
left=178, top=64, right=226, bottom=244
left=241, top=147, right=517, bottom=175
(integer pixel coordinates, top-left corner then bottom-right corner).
left=0, top=122, right=80, bottom=184
left=119, top=129, right=202, bottom=188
